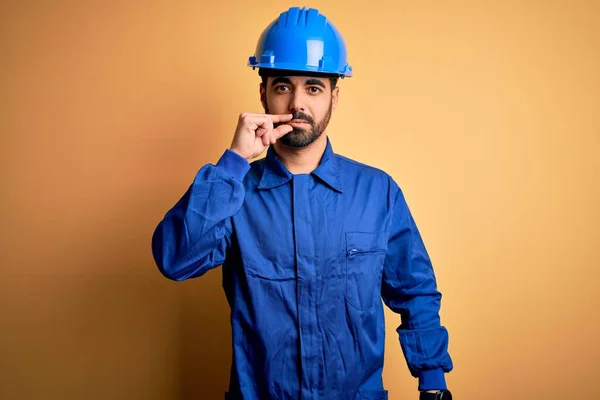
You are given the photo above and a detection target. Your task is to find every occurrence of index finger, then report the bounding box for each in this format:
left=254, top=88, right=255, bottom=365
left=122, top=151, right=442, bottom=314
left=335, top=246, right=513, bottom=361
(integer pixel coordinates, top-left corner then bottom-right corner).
left=268, top=113, right=293, bottom=123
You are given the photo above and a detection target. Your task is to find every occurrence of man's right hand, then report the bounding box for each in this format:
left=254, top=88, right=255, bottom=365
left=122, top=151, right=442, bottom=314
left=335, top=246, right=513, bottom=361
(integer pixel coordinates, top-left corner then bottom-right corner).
left=229, top=113, right=294, bottom=160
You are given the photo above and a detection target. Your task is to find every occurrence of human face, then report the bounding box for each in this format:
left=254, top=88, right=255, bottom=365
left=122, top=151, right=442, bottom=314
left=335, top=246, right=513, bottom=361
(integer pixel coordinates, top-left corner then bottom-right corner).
left=261, top=75, right=339, bottom=148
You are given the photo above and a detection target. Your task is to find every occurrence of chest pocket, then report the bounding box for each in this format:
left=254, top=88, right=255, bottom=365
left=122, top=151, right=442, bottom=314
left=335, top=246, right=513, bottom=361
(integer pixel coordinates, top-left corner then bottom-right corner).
left=345, top=231, right=388, bottom=311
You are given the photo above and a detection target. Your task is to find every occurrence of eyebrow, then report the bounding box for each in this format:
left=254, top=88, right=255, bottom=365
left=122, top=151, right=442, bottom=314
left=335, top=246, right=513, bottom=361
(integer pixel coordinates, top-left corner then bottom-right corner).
left=305, top=78, right=326, bottom=88
left=271, top=77, right=292, bottom=86
left=270, top=77, right=327, bottom=88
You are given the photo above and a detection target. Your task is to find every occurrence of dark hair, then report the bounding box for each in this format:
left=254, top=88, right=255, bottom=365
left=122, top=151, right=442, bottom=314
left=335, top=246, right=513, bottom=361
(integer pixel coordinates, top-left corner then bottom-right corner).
left=258, top=68, right=339, bottom=90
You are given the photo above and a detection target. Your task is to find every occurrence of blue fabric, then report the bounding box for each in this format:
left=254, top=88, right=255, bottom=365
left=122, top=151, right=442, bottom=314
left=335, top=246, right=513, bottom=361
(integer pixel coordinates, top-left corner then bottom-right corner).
left=152, top=137, right=453, bottom=399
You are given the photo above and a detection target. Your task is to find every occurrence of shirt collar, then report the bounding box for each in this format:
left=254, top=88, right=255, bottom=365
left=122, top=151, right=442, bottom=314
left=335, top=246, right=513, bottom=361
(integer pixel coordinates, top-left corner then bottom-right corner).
left=257, top=136, right=343, bottom=193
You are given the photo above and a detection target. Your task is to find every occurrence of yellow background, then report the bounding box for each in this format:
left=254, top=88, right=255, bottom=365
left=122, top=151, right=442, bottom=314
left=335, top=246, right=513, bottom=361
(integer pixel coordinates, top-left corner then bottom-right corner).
left=1, top=1, right=598, bottom=399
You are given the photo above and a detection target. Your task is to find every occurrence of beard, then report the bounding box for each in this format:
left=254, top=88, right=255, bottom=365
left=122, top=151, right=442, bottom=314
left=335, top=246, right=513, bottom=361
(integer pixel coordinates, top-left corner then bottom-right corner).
left=269, top=99, right=333, bottom=148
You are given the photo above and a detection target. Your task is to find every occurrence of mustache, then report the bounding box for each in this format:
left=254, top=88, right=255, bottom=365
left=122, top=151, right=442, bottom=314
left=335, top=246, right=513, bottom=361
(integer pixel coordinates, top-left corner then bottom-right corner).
left=275, top=112, right=314, bottom=126
left=290, top=112, right=314, bottom=124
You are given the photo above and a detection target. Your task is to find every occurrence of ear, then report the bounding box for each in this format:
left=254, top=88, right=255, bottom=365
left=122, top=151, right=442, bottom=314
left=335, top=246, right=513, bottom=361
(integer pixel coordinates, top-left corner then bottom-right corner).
left=259, top=82, right=267, bottom=112
left=331, top=86, right=340, bottom=112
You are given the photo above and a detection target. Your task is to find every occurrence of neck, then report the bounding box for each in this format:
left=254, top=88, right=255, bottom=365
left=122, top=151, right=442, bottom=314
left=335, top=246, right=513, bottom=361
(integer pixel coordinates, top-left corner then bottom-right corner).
left=273, top=134, right=328, bottom=175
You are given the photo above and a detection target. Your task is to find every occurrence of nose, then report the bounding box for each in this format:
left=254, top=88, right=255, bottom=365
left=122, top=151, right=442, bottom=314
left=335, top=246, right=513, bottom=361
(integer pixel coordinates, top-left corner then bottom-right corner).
left=289, top=89, right=306, bottom=113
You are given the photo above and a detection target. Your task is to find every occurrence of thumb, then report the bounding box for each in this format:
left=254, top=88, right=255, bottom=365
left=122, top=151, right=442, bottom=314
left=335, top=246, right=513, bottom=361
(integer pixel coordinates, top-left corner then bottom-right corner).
left=274, top=124, right=293, bottom=139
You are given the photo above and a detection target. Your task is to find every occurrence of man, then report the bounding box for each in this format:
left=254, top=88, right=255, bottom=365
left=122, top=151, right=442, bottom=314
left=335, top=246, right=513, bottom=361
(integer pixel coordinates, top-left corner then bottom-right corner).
left=152, top=6, right=453, bottom=400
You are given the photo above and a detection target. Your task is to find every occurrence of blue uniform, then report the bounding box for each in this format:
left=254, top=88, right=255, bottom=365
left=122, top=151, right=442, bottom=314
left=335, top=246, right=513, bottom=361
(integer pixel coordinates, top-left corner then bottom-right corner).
left=152, top=137, right=453, bottom=400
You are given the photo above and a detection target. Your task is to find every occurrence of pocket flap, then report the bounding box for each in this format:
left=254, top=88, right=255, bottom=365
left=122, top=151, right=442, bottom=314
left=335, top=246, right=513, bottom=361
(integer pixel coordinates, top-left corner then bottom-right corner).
left=346, top=231, right=388, bottom=254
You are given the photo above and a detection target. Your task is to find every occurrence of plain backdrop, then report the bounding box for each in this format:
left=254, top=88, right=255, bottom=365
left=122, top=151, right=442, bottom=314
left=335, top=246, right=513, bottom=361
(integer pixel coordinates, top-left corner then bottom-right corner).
left=1, top=1, right=599, bottom=399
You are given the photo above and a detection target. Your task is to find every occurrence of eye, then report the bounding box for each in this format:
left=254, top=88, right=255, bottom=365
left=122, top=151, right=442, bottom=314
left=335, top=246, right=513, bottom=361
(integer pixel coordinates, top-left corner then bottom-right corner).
left=308, top=86, right=322, bottom=94
left=275, top=85, right=291, bottom=92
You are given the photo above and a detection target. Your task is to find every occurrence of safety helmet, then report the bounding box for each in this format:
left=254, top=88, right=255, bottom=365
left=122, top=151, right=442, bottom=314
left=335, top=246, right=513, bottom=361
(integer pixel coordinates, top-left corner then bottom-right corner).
left=248, top=7, right=353, bottom=78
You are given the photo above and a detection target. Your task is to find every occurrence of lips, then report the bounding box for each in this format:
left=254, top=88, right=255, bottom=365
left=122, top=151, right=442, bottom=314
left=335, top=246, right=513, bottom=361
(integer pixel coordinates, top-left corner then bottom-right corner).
left=289, top=120, right=309, bottom=124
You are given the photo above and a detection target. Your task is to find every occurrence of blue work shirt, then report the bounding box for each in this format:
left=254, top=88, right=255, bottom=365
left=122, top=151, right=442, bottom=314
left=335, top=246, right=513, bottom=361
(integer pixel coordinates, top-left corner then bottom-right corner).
left=151, top=137, right=453, bottom=400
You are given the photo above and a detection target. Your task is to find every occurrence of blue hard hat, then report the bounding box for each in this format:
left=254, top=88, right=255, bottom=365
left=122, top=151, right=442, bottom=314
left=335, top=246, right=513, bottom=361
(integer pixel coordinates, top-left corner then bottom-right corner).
left=248, top=7, right=353, bottom=78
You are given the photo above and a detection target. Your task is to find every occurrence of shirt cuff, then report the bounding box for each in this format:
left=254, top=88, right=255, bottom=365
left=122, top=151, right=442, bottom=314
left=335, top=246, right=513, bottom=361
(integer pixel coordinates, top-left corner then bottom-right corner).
left=418, top=369, right=447, bottom=391
left=216, top=149, right=251, bottom=181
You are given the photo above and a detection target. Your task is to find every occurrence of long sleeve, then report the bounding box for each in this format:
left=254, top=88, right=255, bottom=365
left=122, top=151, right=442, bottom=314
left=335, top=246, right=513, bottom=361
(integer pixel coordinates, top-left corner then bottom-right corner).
left=151, top=149, right=250, bottom=281
left=381, top=184, right=453, bottom=391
